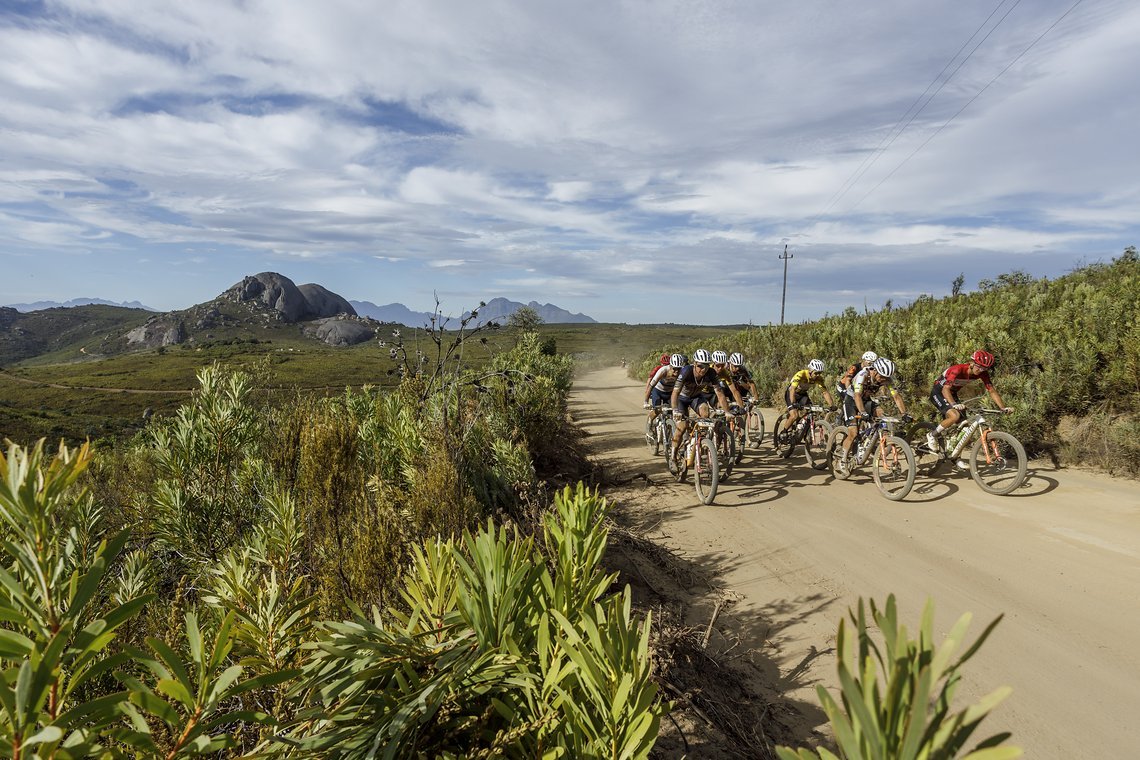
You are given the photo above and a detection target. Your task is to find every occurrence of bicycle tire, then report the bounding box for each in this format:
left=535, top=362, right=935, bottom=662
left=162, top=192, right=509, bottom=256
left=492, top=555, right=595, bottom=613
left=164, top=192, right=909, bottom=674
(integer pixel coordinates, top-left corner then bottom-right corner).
left=828, top=429, right=852, bottom=480
left=693, top=437, right=719, bottom=505
left=719, top=426, right=735, bottom=479
left=732, top=416, right=747, bottom=463
left=970, top=431, right=1027, bottom=495
left=644, top=415, right=660, bottom=456
left=746, top=407, right=766, bottom=447
left=805, top=419, right=833, bottom=470
left=780, top=419, right=804, bottom=459
left=872, top=434, right=916, bottom=501
left=772, top=411, right=791, bottom=452
left=908, top=421, right=945, bottom=476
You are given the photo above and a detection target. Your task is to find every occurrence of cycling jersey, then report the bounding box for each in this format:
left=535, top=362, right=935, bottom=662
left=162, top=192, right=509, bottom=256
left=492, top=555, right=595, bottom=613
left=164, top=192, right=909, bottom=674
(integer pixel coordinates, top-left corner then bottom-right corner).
left=789, top=369, right=825, bottom=391
left=935, top=363, right=994, bottom=394
left=930, top=363, right=994, bottom=414
left=729, top=366, right=754, bottom=396
left=674, top=365, right=725, bottom=400
left=837, top=362, right=861, bottom=394
left=848, top=367, right=897, bottom=399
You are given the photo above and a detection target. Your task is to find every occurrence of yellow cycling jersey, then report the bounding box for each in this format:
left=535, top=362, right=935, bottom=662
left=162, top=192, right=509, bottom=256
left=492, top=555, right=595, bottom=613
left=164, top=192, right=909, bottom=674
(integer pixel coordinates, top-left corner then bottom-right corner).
left=789, top=369, right=825, bottom=390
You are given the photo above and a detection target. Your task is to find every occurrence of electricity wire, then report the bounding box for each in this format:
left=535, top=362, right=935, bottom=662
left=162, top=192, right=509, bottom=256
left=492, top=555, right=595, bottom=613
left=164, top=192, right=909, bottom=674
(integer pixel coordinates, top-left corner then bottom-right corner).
left=847, top=0, right=1087, bottom=213
left=813, top=0, right=1022, bottom=223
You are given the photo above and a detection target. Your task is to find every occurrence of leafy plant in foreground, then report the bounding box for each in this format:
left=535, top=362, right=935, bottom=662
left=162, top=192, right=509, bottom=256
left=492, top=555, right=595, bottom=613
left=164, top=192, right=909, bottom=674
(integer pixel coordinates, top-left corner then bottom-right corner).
left=777, top=595, right=1020, bottom=760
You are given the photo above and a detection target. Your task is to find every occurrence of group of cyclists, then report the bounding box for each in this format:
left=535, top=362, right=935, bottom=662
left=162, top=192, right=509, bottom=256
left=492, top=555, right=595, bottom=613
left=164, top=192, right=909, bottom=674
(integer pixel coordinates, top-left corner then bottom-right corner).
left=643, top=347, right=1013, bottom=475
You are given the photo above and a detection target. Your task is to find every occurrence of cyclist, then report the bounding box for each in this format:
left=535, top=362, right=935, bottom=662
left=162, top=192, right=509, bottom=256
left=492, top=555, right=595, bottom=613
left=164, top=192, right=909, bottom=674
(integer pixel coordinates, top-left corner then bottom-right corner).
left=726, top=352, right=758, bottom=401
left=837, top=357, right=911, bottom=472
left=709, top=350, right=746, bottom=410
left=669, top=348, right=735, bottom=461
left=925, top=350, right=1013, bottom=453
left=644, top=353, right=686, bottom=419
left=777, top=359, right=835, bottom=440
left=837, top=350, right=878, bottom=398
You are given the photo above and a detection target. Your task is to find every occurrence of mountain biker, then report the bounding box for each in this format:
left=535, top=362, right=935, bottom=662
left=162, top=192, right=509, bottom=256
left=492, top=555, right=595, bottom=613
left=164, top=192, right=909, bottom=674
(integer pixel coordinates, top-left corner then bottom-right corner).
left=644, top=353, right=686, bottom=419
left=837, top=357, right=911, bottom=472
left=925, top=350, right=1013, bottom=452
left=709, top=350, right=746, bottom=410
left=669, top=348, right=735, bottom=461
left=837, top=350, right=878, bottom=398
left=777, top=359, right=836, bottom=439
left=726, top=352, right=758, bottom=401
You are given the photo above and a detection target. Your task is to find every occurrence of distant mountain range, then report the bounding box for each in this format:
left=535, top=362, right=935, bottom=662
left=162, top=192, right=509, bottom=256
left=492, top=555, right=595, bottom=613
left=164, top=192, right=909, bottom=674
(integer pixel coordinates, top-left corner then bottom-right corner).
left=351, top=297, right=596, bottom=327
left=5, top=298, right=157, bottom=312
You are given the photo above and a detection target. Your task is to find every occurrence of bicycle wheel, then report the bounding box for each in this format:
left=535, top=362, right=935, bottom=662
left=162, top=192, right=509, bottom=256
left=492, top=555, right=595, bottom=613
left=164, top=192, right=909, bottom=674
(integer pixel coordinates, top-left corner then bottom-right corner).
left=719, top=428, right=735, bottom=478
left=732, top=416, right=747, bottom=463
left=746, top=408, right=766, bottom=447
left=667, top=426, right=685, bottom=479
left=771, top=411, right=791, bottom=452
left=780, top=420, right=804, bottom=459
left=644, top=415, right=660, bottom=456
left=908, top=421, right=944, bottom=476
left=872, top=434, right=916, bottom=501
left=970, top=431, right=1027, bottom=495
left=804, top=419, right=833, bottom=470
left=693, top=437, right=719, bottom=505
left=828, top=429, right=852, bottom=480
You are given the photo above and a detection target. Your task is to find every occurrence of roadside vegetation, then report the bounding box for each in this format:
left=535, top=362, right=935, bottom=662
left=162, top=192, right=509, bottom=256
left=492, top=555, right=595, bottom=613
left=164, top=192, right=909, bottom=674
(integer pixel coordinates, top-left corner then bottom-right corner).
left=639, top=247, right=1140, bottom=475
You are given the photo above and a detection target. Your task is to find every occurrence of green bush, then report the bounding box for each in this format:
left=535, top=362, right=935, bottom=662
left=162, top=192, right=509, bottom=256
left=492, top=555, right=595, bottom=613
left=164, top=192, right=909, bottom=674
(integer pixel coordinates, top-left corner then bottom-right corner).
left=777, top=595, right=1019, bottom=760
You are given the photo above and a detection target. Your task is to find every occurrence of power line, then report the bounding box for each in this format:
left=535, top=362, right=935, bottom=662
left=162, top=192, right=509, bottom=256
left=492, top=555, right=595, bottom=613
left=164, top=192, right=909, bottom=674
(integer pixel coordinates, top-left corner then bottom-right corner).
left=846, top=0, right=1087, bottom=213
left=812, top=0, right=1022, bottom=223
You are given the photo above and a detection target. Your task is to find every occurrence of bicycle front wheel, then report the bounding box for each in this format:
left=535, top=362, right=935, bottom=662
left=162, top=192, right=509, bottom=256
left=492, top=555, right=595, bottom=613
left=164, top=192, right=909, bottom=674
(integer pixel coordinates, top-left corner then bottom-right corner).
left=747, top=408, right=766, bottom=447
left=644, top=415, right=660, bottom=455
left=771, top=411, right=791, bottom=452
left=828, top=429, right=852, bottom=480
left=732, top=417, right=747, bottom=463
left=694, top=437, right=719, bottom=505
left=805, top=419, right=834, bottom=470
left=971, top=431, right=1027, bottom=495
left=872, top=434, right=916, bottom=501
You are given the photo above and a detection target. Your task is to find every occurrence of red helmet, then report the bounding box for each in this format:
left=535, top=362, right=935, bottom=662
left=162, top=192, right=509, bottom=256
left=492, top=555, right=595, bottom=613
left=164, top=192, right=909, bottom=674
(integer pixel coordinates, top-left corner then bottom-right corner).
left=659, top=353, right=670, bottom=365
left=972, top=350, right=995, bottom=368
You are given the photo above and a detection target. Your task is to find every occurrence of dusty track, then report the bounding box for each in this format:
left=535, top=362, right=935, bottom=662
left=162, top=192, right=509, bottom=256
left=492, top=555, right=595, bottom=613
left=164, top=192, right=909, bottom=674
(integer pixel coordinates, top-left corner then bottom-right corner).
left=571, top=367, right=1140, bottom=759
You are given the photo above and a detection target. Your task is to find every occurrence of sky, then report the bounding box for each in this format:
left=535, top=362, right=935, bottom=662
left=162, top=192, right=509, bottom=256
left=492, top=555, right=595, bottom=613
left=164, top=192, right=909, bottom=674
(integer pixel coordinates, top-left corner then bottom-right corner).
left=1, top=0, right=1138, bottom=325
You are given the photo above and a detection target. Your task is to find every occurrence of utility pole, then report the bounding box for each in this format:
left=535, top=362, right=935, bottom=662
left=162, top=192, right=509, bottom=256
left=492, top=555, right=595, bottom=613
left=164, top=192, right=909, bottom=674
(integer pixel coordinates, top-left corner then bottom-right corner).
left=779, top=244, right=793, bottom=325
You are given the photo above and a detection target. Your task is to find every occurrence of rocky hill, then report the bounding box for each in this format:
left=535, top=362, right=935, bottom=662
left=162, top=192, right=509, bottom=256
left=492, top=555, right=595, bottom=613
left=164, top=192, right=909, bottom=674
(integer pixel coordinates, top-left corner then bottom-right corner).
left=351, top=297, right=596, bottom=327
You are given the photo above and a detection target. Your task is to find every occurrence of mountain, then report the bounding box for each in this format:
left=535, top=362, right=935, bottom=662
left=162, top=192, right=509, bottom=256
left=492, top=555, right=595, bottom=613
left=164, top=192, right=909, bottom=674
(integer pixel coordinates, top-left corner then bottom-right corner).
left=5, top=298, right=157, bottom=312
left=350, top=298, right=596, bottom=327
left=350, top=300, right=436, bottom=326
left=474, top=298, right=596, bottom=325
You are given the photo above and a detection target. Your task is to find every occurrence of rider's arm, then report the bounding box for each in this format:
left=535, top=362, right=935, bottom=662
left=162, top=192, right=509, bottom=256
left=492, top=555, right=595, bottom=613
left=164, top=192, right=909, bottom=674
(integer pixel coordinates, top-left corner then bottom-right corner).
left=645, top=366, right=668, bottom=402
left=889, top=383, right=907, bottom=414
left=853, top=381, right=867, bottom=415
left=822, top=387, right=835, bottom=407
left=670, top=383, right=681, bottom=411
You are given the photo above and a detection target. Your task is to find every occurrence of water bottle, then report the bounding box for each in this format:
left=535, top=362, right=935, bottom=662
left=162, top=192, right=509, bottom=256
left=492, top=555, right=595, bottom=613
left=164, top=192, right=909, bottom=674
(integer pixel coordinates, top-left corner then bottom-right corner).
left=949, top=426, right=968, bottom=453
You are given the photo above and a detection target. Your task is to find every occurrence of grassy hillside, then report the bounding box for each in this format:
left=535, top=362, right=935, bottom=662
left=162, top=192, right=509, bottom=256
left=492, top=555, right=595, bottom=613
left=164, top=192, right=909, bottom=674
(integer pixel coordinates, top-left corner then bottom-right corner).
left=0, top=304, right=151, bottom=364
left=641, top=247, right=1140, bottom=474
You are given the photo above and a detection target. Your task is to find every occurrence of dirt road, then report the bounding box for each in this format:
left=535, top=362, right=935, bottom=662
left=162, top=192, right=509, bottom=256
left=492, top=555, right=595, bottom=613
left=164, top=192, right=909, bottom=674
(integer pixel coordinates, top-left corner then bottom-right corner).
left=571, top=367, right=1140, bottom=759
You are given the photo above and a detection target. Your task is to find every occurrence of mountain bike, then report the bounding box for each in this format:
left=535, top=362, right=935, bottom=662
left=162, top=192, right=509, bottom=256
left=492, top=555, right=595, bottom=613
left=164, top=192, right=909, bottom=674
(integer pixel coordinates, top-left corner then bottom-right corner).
left=667, top=415, right=720, bottom=505
left=910, top=405, right=1027, bottom=495
left=643, top=404, right=672, bottom=456
left=777, top=404, right=833, bottom=469
left=827, top=414, right=916, bottom=501
left=727, top=403, right=749, bottom=463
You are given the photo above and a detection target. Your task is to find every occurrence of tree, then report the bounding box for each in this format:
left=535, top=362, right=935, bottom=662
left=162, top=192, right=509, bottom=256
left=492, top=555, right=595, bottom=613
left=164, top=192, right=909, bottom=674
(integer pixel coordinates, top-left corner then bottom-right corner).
left=507, top=305, right=544, bottom=331
left=952, top=272, right=965, bottom=297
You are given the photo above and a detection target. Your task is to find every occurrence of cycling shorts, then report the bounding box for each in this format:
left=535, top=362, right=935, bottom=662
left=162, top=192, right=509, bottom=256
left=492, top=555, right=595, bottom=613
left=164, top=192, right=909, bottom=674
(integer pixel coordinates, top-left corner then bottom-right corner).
left=650, top=387, right=672, bottom=407
left=676, top=395, right=712, bottom=417
left=785, top=385, right=811, bottom=408
left=929, top=382, right=957, bottom=416
left=841, top=395, right=879, bottom=426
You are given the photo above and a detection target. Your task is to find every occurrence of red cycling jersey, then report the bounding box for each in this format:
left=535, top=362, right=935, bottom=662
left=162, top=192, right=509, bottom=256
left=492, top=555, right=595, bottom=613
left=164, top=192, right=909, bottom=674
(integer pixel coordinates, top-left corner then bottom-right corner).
left=936, top=363, right=994, bottom=393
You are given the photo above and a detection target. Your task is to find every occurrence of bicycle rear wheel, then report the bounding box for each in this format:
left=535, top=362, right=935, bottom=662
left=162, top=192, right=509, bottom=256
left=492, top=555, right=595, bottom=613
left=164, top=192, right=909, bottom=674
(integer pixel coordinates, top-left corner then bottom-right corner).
left=970, top=431, right=1027, bottom=495
left=780, top=420, right=804, bottom=459
left=718, top=429, right=735, bottom=478
left=872, top=434, right=916, bottom=501
left=732, top=416, right=747, bottom=463
left=693, top=437, right=719, bottom=505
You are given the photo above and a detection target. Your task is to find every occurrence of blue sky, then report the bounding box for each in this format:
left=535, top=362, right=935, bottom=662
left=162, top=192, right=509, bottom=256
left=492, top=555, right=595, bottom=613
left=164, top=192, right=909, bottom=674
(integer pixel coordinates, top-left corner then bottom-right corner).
left=2, top=0, right=1137, bottom=324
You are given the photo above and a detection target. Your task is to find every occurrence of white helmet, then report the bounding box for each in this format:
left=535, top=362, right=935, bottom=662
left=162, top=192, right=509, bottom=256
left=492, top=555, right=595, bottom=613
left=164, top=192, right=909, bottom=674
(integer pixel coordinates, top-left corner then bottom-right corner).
left=692, top=348, right=712, bottom=364
left=873, top=357, right=895, bottom=377
left=861, top=350, right=878, bottom=363
left=808, top=359, right=825, bottom=373
left=669, top=353, right=686, bottom=368
left=711, top=350, right=728, bottom=364
left=728, top=352, right=745, bottom=366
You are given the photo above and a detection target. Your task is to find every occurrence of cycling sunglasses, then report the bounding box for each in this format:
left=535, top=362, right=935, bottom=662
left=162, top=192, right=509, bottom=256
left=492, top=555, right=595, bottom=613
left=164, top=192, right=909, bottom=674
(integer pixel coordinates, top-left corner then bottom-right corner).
left=695, top=362, right=710, bottom=369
